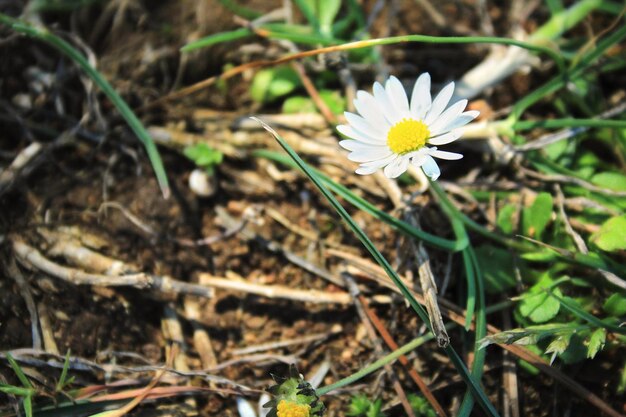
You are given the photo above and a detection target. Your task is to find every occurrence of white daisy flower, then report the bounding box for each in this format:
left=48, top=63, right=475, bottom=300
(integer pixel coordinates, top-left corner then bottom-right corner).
left=338, top=73, right=479, bottom=180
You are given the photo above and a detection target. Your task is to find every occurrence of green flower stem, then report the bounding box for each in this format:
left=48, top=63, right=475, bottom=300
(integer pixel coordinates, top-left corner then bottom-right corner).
left=0, top=13, right=170, bottom=198
left=317, top=332, right=435, bottom=396
left=514, top=118, right=626, bottom=130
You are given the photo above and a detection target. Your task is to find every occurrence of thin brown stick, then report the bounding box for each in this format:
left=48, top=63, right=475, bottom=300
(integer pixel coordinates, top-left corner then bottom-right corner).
left=357, top=293, right=448, bottom=417
left=291, top=62, right=337, bottom=125
left=197, top=273, right=351, bottom=305
left=343, top=275, right=416, bottom=417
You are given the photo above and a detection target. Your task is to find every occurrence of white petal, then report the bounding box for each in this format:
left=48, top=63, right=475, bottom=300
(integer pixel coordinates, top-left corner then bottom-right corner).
left=354, top=91, right=389, bottom=132
left=441, top=110, right=480, bottom=131
left=359, top=153, right=397, bottom=169
left=355, top=165, right=379, bottom=175
left=431, top=150, right=463, bottom=160
left=236, top=397, right=257, bottom=417
left=337, top=124, right=384, bottom=145
left=383, top=155, right=409, bottom=178
left=421, top=155, right=441, bottom=180
left=425, top=81, right=455, bottom=125
left=348, top=147, right=393, bottom=163
left=428, top=130, right=461, bottom=146
left=385, top=76, right=409, bottom=114
left=428, top=99, right=467, bottom=135
left=411, top=153, right=428, bottom=167
left=373, top=82, right=401, bottom=125
left=339, top=140, right=388, bottom=153
left=344, top=112, right=383, bottom=138
left=410, top=73, right=431, bottom=119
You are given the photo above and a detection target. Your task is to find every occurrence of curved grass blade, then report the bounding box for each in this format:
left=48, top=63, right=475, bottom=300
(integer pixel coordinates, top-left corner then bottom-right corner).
left=182, top=24, right=343, bottom=52
left=549, top=291, right=626, bottom=335
left=252, top=118, right=500, bottom=417
left=0, top=14, right=170, bottom=198
left=181, top=27, right=253, bottom=52
left=216, top=0, right=262, bottom=20
left=253, top=149, right=467, bottom=251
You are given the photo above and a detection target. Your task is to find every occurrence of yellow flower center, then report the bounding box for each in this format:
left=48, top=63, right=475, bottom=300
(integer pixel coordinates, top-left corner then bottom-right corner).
left=277, top=400, right=311, bottom=417
left=386, top=118, right=430, bottom=155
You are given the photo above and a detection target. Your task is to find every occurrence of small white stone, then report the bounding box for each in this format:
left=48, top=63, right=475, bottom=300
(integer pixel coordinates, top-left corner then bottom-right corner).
left=188, top=169, right=216, bottom=197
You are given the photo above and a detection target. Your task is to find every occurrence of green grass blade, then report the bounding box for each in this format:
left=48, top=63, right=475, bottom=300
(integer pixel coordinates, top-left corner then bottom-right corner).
left=6, top=353, right=33, bottom=389
left=530, top=0, right=600, bottom=40
left=181, top=27, right=253, bottom=52
left=216, top=0, right=262, bottom=19
left=292, top=0, right=320, bottom=34
left=253, top=118, right=500, bottom=417
left=55, top=350, right=72, bottom=392
left=549, top=291, right=626, bottom=335
left=24, top=396, right=33, bottom=417
left=317, top=332, right=435, bottom=395
left=253, top=149, right=467, bottom=251
left=0, top=14, right=170, bottom=198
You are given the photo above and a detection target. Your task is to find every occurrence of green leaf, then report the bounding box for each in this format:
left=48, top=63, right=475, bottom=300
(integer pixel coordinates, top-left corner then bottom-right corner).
left=347, top=395, right=371, bottom=416
left=319, top=89, right=346, bottom=114
left=603, top=293, right=626, bottom=316
left=522, top=192, right=553, bottom=239
left=250, top=66, right=301, bottom=103
left=544, top=137, right=570, bottom=161
left=519, top=276, right=562, bottom=323
left=591, top=172, right=626, bottom=191
left=591, top=215, right=626, bottom=252
left=282, top=96, right=317, bottom=114
left=474, top=245, right=517, bottom=294
left=408, top=394, right=437, bottom=417
left=318, top=0, right=342, bottom=35
left=496, top=204, right=516, bottom=234
left=366, top=399, right=385, bottom=417
left=183, top=143, right=223, bottom=169
left=586, top=328, right=606, bottom=359
left=282, top=90, right=345, bottom=115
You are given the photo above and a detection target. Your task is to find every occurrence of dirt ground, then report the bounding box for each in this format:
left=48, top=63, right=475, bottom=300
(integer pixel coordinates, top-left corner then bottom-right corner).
left=1, top=1, right=625, bottom=416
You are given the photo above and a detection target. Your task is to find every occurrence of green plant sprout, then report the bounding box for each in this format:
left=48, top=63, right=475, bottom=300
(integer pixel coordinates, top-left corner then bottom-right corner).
left=183, top=143, right=224, bottom=176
